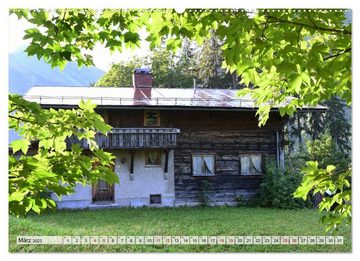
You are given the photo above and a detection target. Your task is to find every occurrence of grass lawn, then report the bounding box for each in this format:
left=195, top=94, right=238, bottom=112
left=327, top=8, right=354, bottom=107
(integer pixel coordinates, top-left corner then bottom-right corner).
left=9, top=206, right=351, bottom=253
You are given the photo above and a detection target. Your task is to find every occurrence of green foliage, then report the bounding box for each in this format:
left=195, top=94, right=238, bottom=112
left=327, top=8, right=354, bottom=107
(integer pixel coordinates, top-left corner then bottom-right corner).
left=294, top=133, right=351, bottom=233
left=9, top=95, right=118, bottom=217
left=286, top=98, right=350, bottom=156
left=294, top=162, right=351, bottom=234
left=234, top=194, right=248, bottom=207
left=95, top=38, right=238, bottom=89
left=96, top=44, right=195, bottom=88
left=323, top=97, right=351, bottom=153
left=286, top=112, right=308, bottom=153
left=95, top=58, right=143, bottom=87
left=194, top=30, right=238, bottom=88
left=306, top=111, right=325, bottom=141
left=148, top=44, right=194, bottom=88
left=305, top=132, right=349, bottom=169
left=254, top=160, right=311, bottom=209
left=198, top=180, right=212, bottom=206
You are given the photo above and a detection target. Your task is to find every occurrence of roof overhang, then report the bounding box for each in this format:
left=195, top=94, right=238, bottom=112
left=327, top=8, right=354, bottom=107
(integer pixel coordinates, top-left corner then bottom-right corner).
left=23, top=86, right=327, bottom=112
left=37, top=103, right=327, bottom=113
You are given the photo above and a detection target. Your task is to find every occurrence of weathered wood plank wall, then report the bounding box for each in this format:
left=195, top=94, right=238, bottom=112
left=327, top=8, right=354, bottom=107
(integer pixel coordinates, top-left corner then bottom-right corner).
left=174, top=129, right=276, bottom=205
left=100, top=109, right=287, bottom=131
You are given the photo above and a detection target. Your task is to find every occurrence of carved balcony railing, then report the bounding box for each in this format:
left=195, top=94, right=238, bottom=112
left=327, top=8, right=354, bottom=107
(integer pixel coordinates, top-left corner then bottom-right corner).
left=68, top=128, right=181, bottom=149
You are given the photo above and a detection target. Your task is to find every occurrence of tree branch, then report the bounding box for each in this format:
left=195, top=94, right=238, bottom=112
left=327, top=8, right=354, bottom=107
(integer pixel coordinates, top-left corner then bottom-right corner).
left=297, top=26, right=304, bottom=52
left=307, top=13, right=318, bottom=28
left=262, top=15, right=351, bottom=35
left=9, top=115, right=37, bottom=124
left=324, top=48, right=351, bottom=61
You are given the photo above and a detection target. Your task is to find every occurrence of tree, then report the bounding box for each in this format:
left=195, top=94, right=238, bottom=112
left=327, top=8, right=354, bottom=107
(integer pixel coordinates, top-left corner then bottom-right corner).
left=306, top=111, right=325, bottom=141
left=96, top=29, right=239, bottom=89
left=9, top=95, right=118, bottom=217
left=96, top=44, right=195, bottom=88
left=147, top=45, right=194, bottom=88
left=95, top=57, right=144, bottom=87
left=10, top=9, right=351, bottom=231
left=286, top=98, right=351, bottom=155
left=195, top=30, right=237, bottom=88
left=287, top=112, right=308, bottom=154
left=196, top=30, right=222, bottom=87
left=324, top=97, right=351, bottom=153
left=305, top=132, right=349, bottom=170
left=167, top=39, right=196, bottom=88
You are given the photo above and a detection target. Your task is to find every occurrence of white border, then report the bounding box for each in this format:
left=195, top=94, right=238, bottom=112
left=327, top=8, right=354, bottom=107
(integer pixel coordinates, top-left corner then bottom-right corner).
left=1, top=1, right=358, bottom=261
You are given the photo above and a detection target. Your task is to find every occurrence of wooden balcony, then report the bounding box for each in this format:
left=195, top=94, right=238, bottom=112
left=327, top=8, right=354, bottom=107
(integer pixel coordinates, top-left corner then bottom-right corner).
left=70, top=128, right=181, bottom=149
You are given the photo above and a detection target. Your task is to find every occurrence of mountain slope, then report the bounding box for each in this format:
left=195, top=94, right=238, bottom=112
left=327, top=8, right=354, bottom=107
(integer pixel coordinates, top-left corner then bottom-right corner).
left=9, top=50, right=105, bottom=94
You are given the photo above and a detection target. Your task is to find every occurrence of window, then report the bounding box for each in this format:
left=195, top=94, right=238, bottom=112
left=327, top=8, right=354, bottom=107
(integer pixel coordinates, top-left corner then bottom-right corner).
left=145, top=150, right=162, bottom=166
left=97, top=180, right=108, bottom=191
left=144, top=111, right=160, bottom=126
left=192, top=154, right=215, bottom=176
left=150, top=194, right=161, bottom=204
left=240, top=154, right=262, bottom=175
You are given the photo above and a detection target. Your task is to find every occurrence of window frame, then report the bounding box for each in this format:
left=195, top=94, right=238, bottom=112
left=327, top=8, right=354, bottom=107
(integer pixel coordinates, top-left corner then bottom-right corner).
left=239, top=154, right=263, bottom=176
left=191, top=153, right=216, bottom=177
left=144, top=150, right=162, bottom=167
left=150, top=194, right=162, bottom=204
left=144, top=111, right=160, bottom=127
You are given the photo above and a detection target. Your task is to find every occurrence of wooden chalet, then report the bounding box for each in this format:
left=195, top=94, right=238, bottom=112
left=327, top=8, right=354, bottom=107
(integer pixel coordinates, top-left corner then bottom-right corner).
left=23, top=68, right=326, bottom=208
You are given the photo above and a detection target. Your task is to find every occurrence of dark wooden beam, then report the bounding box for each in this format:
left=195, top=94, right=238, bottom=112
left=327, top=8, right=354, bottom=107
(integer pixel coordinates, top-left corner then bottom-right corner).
left=130, top=150, right=134, bottom=174
left=103, top=109, right=109, bottom=124
left=164, top=150, right=169, bottom=174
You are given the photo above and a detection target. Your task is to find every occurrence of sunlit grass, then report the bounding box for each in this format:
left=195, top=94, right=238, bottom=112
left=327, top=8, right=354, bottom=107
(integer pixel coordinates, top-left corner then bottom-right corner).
left=9, top=206, right=351, bottom=252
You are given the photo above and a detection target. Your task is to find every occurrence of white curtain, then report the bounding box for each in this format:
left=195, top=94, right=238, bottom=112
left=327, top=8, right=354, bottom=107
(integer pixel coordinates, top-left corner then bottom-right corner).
left=192, top=155, right=203, bottom=176
left=251, top=155, right=262, bottom=173
left=203, top=155, right=214, bottom=174
left=241, top=156, right=250, bottom=175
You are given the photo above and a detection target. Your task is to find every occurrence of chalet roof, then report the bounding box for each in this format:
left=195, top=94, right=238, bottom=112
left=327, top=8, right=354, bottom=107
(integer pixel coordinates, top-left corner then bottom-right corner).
left=23, top=86, right=326, bottom=111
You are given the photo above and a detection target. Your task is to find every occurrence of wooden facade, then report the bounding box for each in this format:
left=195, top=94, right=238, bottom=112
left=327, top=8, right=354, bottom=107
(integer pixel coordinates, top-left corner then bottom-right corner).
left=94, top=108, right=286, bottom=206
left=174, top=129, right=277, bottom=205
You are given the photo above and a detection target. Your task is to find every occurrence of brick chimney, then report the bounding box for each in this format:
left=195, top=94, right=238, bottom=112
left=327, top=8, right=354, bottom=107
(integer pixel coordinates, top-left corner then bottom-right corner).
left=133, top=68, right=152, bottom=100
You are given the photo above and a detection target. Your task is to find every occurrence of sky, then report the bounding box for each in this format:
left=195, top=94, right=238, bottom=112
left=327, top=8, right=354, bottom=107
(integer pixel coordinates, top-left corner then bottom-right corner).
left=8, top=13, right=151, bottom=71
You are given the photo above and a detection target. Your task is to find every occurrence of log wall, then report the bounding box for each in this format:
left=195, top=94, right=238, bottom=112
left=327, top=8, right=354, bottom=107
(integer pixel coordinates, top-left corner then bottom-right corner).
left=174, top=129, right=277, bottom=205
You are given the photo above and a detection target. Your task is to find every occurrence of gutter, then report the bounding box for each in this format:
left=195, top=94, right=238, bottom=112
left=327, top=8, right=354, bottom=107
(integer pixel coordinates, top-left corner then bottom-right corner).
left=276, top=131, right=280, bottom=167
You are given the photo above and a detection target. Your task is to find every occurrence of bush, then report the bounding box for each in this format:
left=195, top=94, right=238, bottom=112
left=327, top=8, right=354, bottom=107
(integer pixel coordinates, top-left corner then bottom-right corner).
left=198, top=180, right=212, bottom=206
left=288, top=132, right=350, bottom=173
left=234, top=195, right=247, bottom=207
left=254, top=161, right=312, bottom=209
left=305, top=132, right=350, bottom=170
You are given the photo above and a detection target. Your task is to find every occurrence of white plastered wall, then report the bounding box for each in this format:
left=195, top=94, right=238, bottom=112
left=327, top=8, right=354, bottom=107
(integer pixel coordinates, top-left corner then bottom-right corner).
left=113, top=150, right=175, bottom=207
left=53, top=149, right=175, bottom=209
left=52, top=183, right=92, bottom=209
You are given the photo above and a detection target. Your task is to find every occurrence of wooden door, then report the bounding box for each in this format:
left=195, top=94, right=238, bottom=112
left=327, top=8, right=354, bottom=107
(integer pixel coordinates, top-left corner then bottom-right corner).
left=92, top=180, right=114, bottom=202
